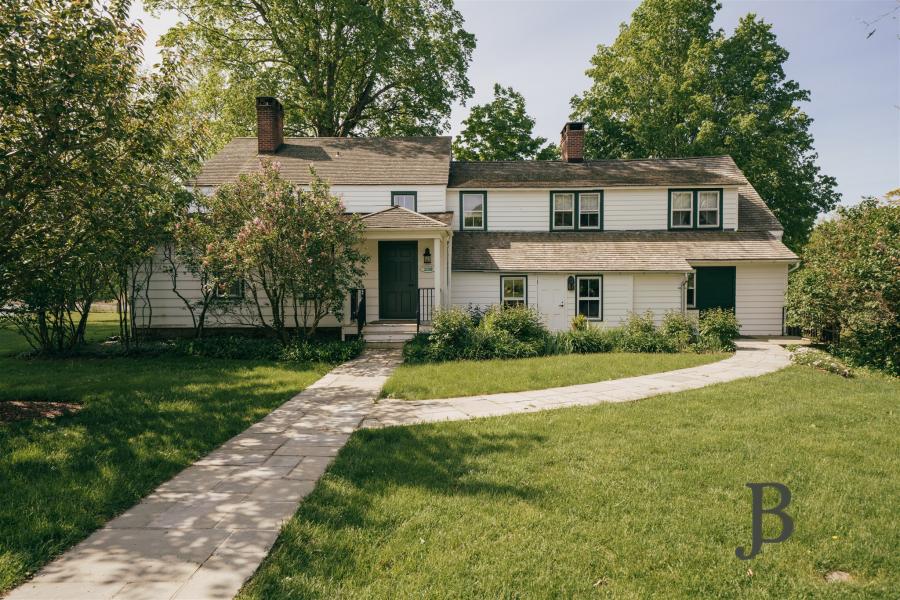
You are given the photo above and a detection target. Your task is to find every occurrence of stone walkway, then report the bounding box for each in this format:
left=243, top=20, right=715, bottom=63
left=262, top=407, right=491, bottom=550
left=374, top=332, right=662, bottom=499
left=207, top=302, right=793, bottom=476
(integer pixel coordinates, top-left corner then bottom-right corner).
left=7, top=351, right=401, bottom=600
left=363, top=340, right=791, bottom=427
left=8, top=340, right=790, bottom=600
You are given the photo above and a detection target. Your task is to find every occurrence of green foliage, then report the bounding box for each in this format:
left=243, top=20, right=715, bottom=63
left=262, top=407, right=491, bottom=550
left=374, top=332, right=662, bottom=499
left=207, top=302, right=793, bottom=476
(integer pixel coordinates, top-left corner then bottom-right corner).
left=570, top=0, right=838, bottom=248
left=787, top=197, right=900, bottom=374
left=480, top=305, right=548, bottom=343
left=697, top=308, right=741, bottom=352
left=791, top=347, right=853, bottom=378
left=617, top=312, right=673, bottom=353
left=570, top=314, right=589, bottom=331
left=466, top=328, right=542, bottom=361
left=0, top=0, right=195, bottom=353
left=196, top=162, right=367, bottom=341
left=401, top=333, right=432, bottom=365
left=452, top=84, right=559, bottom=161
left=426, top=308, right=475, bottom=362
left=661, top=312, right=698, bottom=351
left=146, top=0, right=475, bottom=137
left=170, top=335, right=364, bottom=363
left=567, top=326, right=617, bottom=354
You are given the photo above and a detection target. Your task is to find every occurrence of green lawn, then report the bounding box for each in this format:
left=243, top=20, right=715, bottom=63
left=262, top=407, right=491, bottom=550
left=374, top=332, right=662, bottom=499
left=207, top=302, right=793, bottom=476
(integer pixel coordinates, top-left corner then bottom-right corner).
left=241, top=366, right=899, bottom=599
left=0, top=314, right=331, bottom=593
left=381, top=352, right=729, bottom=400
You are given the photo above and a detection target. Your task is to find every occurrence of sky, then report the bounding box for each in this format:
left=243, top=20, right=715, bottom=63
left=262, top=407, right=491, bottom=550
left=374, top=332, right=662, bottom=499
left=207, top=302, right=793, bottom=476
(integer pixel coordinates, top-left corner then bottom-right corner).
left=133, top=0, right=899, bottom=207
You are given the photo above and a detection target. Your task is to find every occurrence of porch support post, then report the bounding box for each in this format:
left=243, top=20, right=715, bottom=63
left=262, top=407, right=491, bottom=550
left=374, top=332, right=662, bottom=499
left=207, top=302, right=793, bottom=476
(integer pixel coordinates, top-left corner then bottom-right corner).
left=433, top=236, right=442, bottom=309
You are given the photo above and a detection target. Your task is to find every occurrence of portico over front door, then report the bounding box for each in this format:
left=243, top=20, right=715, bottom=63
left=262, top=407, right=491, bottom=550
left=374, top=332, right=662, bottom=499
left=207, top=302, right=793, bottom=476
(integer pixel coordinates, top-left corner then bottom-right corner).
left=378, top=241, right=418, bottom=319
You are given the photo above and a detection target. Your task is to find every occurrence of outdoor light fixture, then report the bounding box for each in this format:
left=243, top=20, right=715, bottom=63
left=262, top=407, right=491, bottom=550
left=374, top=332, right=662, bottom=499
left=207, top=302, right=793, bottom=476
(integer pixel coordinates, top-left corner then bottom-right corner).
left=567, top=275, right=575, bottom=291
left=423, top=248, right=432, bottom=264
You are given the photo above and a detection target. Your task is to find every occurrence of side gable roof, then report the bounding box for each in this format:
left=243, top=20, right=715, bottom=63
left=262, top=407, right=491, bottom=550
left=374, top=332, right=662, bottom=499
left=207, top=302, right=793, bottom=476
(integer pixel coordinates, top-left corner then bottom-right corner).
left=194, top=136, right=451, bottom=186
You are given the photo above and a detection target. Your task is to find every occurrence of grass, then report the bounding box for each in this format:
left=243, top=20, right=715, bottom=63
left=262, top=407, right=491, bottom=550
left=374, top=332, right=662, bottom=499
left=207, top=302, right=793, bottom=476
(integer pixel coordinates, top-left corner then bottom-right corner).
left=381, top=352, right=729, bottom=400
left=0, top=313, right=331, bottom=593
left=241, top=366, right=899, bottom=599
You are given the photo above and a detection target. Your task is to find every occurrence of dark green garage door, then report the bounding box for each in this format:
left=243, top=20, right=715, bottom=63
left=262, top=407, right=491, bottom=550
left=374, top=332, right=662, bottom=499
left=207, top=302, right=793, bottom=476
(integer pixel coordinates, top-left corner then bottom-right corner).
left=695, top=266, right=736, bottom=311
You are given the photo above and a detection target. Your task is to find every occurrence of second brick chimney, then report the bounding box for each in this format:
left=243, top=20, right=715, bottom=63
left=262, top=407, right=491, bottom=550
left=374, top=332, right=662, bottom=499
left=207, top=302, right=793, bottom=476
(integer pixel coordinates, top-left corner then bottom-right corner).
left=560, top=122, right=585, bottom=163
left=256, top=97, right=284, bottom=154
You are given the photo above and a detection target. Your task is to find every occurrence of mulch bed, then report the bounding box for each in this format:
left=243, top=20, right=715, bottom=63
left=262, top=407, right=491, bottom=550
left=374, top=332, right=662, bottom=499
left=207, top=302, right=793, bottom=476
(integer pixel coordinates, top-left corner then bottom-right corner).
left=0, top=401, right=82, bottom=423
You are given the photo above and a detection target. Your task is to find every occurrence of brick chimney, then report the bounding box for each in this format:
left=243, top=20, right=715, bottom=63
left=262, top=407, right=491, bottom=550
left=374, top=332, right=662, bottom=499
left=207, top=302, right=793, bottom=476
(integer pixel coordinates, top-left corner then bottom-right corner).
left=256, top=97, right=284, bottom=154
left=560, top=122, right=585, bottom=163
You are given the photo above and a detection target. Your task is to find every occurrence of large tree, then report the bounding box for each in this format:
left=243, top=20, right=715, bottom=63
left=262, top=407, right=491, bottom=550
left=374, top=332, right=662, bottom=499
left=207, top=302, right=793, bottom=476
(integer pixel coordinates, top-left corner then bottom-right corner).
left=0, top=0, right=195, bottom=352
left=571, top=0, right=839, bottom=248
left=147, top=0, right=476, bottom=138
left=453, top=84, right=559, bottom=161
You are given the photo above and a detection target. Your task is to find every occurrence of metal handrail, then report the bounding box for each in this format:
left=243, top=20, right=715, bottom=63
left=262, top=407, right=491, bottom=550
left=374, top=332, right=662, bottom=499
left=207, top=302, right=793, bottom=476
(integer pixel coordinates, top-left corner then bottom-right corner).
left=350, top=288, right=366, bottom=336
left=417, top=287, right=435, bottom=333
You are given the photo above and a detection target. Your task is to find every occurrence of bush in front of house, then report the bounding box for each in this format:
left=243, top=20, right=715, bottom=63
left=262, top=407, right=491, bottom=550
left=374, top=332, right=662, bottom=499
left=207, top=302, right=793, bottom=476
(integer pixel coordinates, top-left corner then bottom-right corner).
left=696, top=308, right=741, bottom=352
left=617, top=311, right=674, bottom=353
left=170, top=335, right=364, bottom=363
left=481, top=305, right=548, bottom=344
left=423, top=306, right=548, bottom=362
left=568, top=326, right=617, bottom=354
left=661, top=312, right=698, bottom=352
left=426, top=307, right=476, bottom=361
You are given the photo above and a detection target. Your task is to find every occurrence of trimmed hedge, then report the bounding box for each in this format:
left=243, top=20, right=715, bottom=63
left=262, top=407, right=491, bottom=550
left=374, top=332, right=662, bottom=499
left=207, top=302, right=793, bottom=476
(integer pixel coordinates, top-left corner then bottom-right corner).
left=169, top=336, right=364, bottom=363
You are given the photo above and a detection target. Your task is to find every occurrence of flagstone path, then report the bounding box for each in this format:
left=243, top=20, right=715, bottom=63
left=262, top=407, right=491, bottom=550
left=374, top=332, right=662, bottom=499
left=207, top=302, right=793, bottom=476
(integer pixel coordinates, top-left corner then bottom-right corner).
left=8, top=340, right=790, bottom=600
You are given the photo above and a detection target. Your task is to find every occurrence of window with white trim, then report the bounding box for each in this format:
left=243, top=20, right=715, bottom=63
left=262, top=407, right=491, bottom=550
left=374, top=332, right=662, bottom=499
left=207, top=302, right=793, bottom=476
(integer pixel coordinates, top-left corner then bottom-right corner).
left=461, top=192, right=485, bottom=230
left=686, top=272, right=696, bottom=308
left=392, top=192, right=416, bottom=211
left=579, top=193, right=601, bottom=229
left=576, top=276, right=602, bottom=320
left=553, top=192, right=575, bottom=229
left=501, top=276, right=526, bottom=308
left=670, top=191, right=693, bottom=228
left=697, top=190, right=720, bottom=227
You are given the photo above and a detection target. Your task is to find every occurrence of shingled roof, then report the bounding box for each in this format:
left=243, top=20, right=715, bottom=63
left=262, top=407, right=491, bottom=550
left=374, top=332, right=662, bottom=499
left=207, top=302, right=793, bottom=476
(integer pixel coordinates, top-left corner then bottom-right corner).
left=452, top=231, right=798, bottom=273
left=193, top=137, right=451, bottom=186
left=360, top=206, right=452, bottom=229
left=448, top=156, right=782, bottom=232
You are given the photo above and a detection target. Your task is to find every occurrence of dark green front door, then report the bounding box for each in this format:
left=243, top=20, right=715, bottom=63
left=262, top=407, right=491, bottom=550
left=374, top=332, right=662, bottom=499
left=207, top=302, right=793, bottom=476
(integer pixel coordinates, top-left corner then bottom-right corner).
left=378, top=241, right=418, bottom=319
left=695, top=266, right=736, bottom=311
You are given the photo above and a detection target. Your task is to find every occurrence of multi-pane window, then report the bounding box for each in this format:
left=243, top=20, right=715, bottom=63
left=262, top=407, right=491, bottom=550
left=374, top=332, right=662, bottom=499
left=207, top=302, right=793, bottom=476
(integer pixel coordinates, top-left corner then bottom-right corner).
left=392, top=192, right=416, bottom=211
left=461, top=192, right=486, bottom=230
left=697, top=191, right=720, bottom=227
left=579, top=193, right=601, bottom=229
left=553, top=193, right=575, bottom=229
left=577, top=276, right=602, bottom=320
left=670, top=191, right=693, bottom=228
left=213, top=279, right=244, bottom=300
left=686, top=272, right=696, bottom=308
left=501, top=276, right=526, bottom=308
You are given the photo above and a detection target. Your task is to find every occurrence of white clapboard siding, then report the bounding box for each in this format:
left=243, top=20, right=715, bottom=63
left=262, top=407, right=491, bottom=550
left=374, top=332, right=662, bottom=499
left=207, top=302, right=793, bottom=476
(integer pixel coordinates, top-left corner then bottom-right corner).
left=450, top=271, right=536, bottom=309
left=446, top=186, right=740, bottom=231
left=601, top=274, right=635, bottom=327
left=735, top=263, right=788, bottom=335
left=632, top=273, right=684, bottom=324
left=334, top=185, right=446, bottom=213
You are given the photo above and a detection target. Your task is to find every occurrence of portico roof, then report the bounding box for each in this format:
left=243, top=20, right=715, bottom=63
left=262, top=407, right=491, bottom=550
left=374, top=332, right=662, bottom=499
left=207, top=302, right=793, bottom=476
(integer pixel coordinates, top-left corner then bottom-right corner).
left=359, top=206, right=452, bottom=230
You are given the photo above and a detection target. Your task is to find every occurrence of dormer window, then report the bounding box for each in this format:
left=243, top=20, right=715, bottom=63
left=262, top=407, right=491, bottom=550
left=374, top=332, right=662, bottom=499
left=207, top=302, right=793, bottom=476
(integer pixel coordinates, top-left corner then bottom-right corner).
left=392, top=191, right=417, bottom=211
left=552, top=193, right=575, bottom=229
left=697, top=190, right=720, bottom=228
left=670, top=191, right=693, bottom=228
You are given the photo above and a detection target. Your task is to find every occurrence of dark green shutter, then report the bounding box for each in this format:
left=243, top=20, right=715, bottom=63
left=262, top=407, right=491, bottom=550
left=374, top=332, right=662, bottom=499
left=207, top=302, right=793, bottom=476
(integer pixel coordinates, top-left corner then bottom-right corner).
left=695, top=267, right=736, bottom=311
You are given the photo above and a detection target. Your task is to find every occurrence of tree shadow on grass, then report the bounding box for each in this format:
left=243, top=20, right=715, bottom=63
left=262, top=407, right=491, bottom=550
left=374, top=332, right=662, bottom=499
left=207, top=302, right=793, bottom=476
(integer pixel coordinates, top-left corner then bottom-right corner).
left=0, top=354, right=325, bottom=593
left=244, top=425, right=546, bottom=598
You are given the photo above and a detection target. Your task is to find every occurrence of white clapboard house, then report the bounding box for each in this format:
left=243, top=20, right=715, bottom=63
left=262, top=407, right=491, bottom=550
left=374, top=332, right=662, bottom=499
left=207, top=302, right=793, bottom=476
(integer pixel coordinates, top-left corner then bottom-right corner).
left=140, top=97, right=798, bottom=343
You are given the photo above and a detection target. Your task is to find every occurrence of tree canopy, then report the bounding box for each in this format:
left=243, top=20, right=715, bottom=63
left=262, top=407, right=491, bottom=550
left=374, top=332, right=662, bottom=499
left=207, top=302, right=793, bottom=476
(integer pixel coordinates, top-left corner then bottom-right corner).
left=571, top=0, right=839, bottom=248
left=146, top=0, right=476, bottom=140
left=452, top=84, right=559, bottom=161
left=0, top=0, right=195, bottom=352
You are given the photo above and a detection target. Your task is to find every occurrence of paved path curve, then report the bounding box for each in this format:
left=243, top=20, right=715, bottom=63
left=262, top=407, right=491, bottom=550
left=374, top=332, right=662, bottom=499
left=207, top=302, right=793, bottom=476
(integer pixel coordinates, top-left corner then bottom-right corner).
left=8, top=340, right=788, bottom=600
left=363, top=340, right=791, bottom=427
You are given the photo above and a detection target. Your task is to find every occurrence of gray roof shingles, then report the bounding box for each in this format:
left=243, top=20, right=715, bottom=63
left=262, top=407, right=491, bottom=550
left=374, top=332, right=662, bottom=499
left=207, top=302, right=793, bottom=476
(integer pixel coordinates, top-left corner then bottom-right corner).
left=360, top=206, right=452, bottom=229
left=193, top=136, right=452, bottom=186
left=451, top=231, right=798, bottom=273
